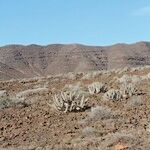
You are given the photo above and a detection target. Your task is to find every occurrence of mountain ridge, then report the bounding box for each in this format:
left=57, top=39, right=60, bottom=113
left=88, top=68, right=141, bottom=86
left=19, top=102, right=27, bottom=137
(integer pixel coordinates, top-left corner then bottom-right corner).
left=0, top=41, right=150, bottom=80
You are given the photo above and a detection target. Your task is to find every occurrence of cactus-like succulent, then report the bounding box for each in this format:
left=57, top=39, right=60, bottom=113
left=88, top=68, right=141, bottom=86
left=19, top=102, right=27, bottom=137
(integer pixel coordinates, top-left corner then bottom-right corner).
left=121, top=83, right=137, bottom=97
left=103, top=89, right=122, bottom=101
left=49, top=91, right=88, bottom=113
left=88, top=82, right=107, bottom=95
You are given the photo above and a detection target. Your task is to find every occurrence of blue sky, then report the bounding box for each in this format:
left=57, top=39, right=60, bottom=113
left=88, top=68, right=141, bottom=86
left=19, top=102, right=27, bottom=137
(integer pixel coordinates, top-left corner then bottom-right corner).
left=0, top=0, right=150, bottom=46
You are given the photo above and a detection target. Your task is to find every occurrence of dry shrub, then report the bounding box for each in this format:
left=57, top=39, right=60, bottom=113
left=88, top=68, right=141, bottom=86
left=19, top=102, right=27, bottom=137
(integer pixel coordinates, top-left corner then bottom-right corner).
left=82, top=127, right=96, bottom=137
left=88, top=106, right=115, bottom=121
left=0, top=90, right=28, bottom=109
left=100, top=131, right=136, bottom=149
left=126, top=96, right=143, bottom=108
left=16, top=87, right=49, bottom=100
left=64, top=82, right=87, bottom=94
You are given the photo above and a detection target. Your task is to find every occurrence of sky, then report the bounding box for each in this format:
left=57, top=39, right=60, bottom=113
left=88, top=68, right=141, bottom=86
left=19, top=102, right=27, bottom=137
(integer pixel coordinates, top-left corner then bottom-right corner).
left=0, top=0, right=150, bottom=46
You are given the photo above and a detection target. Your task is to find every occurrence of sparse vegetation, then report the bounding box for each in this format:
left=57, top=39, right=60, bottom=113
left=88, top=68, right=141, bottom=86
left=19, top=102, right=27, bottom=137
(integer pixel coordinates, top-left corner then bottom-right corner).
left=82, top=127, right=96, bottom=137
left=0, top=90, right=28, bottom=109
left=88, top=82, right=107, bottom=95
left=118, top=74, right=142, bottom=85
left=64, top=82, right=88, bottom=96
left=103, top=89, right=123, bottom=101
left=126, top=96, right=143, bottom=107
left=0, top=66, right=149, bottom=149
left=0, top=97, right=12, bottom=109
left=16, top=87, right=49, bottom=100
left=88, top=106, right=115, bottom=121
left=0, top=90, right=10, bottom=109
left=81, top=71, right=102, bottom=80
left=0, top=90, right=9, bottom=99
left=100, top=131, right=136, bottom=149
left=49, top=91, right=89, bottom=113
left=121, top=83, right=138, bottom=97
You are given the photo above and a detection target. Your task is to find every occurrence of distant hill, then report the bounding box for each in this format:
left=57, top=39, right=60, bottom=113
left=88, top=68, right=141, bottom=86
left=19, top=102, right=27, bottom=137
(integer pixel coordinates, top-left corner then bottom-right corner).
left=0, top=42, right=150, bottom=80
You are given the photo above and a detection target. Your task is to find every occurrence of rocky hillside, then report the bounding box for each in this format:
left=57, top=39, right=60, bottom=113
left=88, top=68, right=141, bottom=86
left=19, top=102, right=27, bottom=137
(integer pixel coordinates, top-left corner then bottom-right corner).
left=0, top=42, right=150, bottom=80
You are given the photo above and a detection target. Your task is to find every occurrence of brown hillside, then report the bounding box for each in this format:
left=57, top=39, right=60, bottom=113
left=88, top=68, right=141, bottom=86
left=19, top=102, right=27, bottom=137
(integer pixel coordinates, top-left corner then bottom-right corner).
left=0, top=42, right=150, bottom=80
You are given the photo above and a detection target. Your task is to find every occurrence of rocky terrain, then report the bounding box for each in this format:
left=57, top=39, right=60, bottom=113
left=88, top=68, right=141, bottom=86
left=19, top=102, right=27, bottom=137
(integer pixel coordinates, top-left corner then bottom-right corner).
left=0, top=66, right=150, bottom=150
left=0, top=42, right=150, bottom=80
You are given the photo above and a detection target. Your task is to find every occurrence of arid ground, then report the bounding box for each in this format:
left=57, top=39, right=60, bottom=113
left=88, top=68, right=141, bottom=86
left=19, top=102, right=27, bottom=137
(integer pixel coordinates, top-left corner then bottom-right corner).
left=0, top=66, right=150, bottom=150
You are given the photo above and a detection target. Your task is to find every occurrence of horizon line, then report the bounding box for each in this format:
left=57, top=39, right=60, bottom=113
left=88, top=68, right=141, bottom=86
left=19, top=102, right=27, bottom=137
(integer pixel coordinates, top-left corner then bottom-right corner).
left=0, top=40, right=150, bottom=48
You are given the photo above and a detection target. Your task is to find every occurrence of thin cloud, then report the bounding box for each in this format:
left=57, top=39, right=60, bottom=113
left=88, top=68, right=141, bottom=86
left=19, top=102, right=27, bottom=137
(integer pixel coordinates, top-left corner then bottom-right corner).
left=132, top=6, right=150, bottom=16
